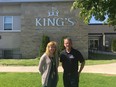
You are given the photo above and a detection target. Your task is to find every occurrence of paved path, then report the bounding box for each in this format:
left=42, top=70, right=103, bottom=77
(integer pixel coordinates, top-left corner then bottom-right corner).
left=0, top=63, right=116, bottom=75
left=82, top=63, right=116, bottom=74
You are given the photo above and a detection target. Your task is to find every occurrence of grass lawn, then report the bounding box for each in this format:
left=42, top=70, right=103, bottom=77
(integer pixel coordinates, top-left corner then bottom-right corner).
left=0, top=72, right=116, bottom=87
left=0, top=58, right=116, bottom=66
left=0, top=58, right=39, bottom=66
left=0, top=53, right=116, bottom=66
left=85, top=59, right=116, bottom=65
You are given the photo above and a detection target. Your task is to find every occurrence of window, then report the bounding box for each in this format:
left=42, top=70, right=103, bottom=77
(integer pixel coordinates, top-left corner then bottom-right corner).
left=3, top=50, right=13, bottom=59
left=89, top=39, right=99, bottom=50
left=4, top=16, right=13, bottom=30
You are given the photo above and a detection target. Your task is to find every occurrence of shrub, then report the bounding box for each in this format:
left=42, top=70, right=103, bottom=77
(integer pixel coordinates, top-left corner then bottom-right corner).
left=111, top=39, right=116, bottom=52
left=39, top=35, right=50, bottom=57
left=58, top=36, right=67, bottom=54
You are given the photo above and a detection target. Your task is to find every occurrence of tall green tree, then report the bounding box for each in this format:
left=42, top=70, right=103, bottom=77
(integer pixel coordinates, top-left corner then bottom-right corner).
left=111, top=39, right=116, bottom=52
left=71, top=0, right=116, bottom=29
left=58, top=36, right=68, bottom=55
left=39, top=35, right=50, bottom=57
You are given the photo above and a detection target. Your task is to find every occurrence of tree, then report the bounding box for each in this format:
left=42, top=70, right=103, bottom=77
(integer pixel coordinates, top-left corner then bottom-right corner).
left=111, top=39, right=116, bottom=52
left=58, top=36, right=67, bottom=54
left=39, top=35, right=50, bottom=57
left=71, top=0, right=116, bottom=29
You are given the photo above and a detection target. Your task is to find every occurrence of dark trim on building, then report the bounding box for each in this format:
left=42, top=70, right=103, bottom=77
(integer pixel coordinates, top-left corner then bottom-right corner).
left=88, top=33, right=103, bottom=35
left=89, top=33, right=116, bottom=35
left=88, top=23, right=108, bottom=25
left=104, top=33, right=116, bottom=35
left=0, top=0, right=73, bottom=3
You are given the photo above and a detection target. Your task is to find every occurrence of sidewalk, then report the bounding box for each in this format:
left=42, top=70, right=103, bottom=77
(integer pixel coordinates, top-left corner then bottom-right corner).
left=0, top=63, right=116, bottom=75
left=82, top=63, right=116, bottom=74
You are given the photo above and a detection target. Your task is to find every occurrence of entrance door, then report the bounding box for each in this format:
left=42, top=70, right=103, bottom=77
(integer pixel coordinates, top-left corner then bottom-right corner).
left=89, top=39, right=99, bottom=50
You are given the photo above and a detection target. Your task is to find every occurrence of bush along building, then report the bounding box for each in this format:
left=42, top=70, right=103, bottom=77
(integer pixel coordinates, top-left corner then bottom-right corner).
left=0, top=0, right=88, bottom=59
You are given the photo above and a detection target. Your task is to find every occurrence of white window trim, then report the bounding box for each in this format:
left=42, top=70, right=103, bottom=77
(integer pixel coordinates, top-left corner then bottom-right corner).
left=0, top=16, right=21, bottom=32
left=3, top=16, right=13, bottom=30
left=0, top=30, right=21, bottom=32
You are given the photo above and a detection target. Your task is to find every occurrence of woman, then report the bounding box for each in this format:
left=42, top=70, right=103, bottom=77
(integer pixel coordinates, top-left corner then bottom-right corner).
left=38, top=41, right=59, bottom=87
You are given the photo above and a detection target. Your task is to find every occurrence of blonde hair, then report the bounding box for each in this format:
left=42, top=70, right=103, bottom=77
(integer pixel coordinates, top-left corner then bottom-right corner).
left=45, top=41, right=57, bottom=57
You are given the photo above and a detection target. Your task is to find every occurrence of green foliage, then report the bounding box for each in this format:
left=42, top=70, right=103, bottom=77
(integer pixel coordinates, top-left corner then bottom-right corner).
left=39, top=35, right=50, bottom=57
left=111, top=39, right=116, bottom=51
left=71, top=0, right=116, bottom=28
left=58, top=36, right=67, bottom=54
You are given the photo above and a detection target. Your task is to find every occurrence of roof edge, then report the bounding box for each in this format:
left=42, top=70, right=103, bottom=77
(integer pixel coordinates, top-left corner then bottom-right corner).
left=0, top=0, right=74, bottom=3
left=88, top=23, right=108, bottom=25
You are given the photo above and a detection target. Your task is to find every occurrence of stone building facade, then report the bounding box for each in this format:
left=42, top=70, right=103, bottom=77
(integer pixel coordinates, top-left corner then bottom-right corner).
left=0, top=0, right=88, bottom=59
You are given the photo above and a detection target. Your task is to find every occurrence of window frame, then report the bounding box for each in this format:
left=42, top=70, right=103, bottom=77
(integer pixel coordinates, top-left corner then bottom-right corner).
left=89, top=39, right=99, bottom=50
left=3, top=16, right=13, bottom=30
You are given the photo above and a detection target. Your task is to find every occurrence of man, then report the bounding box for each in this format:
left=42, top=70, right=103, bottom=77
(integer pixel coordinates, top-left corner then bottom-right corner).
left=59, top=37, right=85, bottom=87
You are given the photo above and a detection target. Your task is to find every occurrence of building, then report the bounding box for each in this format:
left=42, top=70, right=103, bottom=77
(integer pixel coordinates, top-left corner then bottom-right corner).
left=0, top=0, right=88, bottom=59
left=88, top=24, right=116, bottom=52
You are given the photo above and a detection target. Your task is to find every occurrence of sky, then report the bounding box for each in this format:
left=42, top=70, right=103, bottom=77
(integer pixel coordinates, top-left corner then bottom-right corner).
left=90, top=17, right=103, bottom=23
left=89, top=16, right=108, bottom=24
left=90, top=15, right=108, bottom=24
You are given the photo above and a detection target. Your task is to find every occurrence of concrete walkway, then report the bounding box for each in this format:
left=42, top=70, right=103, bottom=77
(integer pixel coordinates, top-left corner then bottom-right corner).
left=82, top=63, right=116, bottom=74
left=0, top=63, right=116, bottom=75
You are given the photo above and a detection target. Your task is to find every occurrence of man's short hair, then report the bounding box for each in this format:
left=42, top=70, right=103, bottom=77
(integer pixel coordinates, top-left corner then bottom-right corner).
left=64, top=37, right=72, bottom=43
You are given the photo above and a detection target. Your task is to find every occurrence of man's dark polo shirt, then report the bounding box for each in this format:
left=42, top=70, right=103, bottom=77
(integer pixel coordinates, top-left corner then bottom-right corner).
left=60, top=48, right=85, bottom=73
